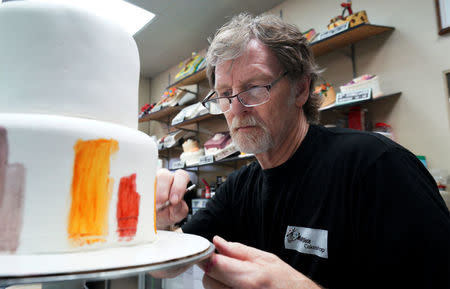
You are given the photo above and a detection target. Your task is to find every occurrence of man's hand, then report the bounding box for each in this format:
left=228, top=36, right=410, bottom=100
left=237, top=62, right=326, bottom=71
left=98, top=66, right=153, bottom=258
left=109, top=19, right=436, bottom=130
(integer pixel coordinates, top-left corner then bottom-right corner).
left=155, top=168, right=190, bottom=230
left=199, top=236, right=321, bottom=289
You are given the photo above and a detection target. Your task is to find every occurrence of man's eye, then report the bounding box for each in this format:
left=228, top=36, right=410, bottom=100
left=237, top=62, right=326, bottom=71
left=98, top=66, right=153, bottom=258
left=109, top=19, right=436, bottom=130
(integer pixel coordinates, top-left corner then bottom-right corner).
left=219, top=91, right=231, bottom=98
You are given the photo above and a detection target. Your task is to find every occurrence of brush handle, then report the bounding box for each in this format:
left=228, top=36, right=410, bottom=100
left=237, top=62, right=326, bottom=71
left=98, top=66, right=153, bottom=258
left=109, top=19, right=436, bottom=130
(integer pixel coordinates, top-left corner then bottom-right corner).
left=156, top=184, right=196, bottom=212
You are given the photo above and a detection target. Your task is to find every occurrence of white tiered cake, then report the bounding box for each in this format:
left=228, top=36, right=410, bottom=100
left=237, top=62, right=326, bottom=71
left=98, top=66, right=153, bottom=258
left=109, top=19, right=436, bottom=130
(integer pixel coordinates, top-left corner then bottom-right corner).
left=0, top=1, right=157, bottom=254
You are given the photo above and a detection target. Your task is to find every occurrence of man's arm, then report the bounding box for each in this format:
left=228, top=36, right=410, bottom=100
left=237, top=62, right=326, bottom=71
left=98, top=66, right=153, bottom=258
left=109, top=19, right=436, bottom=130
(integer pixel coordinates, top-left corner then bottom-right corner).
left=357, top=148, right=450, bottom=288
left=199, top=236, right=322, bottom=289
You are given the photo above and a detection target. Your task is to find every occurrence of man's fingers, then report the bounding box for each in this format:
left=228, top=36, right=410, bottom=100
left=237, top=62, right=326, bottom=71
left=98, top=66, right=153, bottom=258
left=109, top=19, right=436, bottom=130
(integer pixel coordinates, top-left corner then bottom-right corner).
left=156, top=168, right=173, bottom=206
left=168, top=200, right=189, bottom=223
left=170, top=169, right=190, bottom=205
left=204, top=238, right=315, bottom=289
left=202, top=273, right=231, bottom=289
left=203, top=253, right=250, bottom=288
left=197, top=258, right=209, bottom=272
left=213, top=235, right=265, bottom=261
left=155, top=169, right=190, bottom=229
left=156, top=200, right=188, bottom=229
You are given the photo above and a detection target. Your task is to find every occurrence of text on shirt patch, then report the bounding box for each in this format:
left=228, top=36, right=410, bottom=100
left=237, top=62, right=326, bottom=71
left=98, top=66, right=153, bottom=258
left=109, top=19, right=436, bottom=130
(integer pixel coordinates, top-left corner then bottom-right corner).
left=284, top=226, right=328, bottom=259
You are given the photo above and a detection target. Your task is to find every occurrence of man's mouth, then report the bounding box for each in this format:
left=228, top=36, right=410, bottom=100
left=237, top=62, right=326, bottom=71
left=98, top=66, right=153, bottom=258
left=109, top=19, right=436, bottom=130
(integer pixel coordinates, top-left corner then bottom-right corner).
left=236, top=125, right=255, bottom=131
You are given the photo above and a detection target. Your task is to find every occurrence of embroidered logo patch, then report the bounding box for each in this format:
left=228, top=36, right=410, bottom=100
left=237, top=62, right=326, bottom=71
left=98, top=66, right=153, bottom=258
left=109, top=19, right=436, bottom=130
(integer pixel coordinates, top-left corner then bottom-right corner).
left=284, top=226, right=328, bottom=259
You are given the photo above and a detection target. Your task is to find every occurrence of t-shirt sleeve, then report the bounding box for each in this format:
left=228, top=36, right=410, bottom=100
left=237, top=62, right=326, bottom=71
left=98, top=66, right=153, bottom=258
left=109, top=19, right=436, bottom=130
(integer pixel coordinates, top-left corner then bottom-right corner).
left=181, top=171, right=238, bottom=242
left=355, top=147, right=450, bottom=288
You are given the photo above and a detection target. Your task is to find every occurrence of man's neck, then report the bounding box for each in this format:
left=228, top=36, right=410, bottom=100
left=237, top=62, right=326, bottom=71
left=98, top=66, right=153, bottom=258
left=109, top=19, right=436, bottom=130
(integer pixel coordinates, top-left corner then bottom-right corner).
left=255, top=117, right=310, bottom=169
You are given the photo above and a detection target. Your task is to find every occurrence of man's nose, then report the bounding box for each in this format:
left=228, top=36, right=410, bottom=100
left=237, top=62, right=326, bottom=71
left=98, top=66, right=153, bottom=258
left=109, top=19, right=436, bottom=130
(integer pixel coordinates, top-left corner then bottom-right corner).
left=229, top=96, right=248, bottom=115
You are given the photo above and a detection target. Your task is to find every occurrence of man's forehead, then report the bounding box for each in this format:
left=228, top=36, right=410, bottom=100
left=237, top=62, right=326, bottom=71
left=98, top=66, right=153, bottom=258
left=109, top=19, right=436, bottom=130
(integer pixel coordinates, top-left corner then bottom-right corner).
left=214, top=40, right=281, bottom=88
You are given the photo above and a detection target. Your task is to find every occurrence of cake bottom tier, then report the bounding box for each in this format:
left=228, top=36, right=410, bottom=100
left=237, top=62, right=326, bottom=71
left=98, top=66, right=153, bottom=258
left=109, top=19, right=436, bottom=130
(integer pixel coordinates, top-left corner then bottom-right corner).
left=0, top=114, right=157, bottom=254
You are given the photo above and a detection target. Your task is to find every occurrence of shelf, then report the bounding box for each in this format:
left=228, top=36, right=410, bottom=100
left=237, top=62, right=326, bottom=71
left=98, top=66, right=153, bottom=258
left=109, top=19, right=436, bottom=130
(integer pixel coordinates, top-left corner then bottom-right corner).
left=310, top=23, right=395, bottom=57
left=158, top=146, right=182, bottom=159
left=175, top=154, right=256, bottom=170
left=213, top=154, right=255, bottom=165
left=319, top=92, right=401, bottom=112
left=167, top=68, right=207, bottom=89
left=139, top=106, right=184, bottom=123
left=159, top=145, right=183, bottom=153
left=171, top=113, right=223, bottom=129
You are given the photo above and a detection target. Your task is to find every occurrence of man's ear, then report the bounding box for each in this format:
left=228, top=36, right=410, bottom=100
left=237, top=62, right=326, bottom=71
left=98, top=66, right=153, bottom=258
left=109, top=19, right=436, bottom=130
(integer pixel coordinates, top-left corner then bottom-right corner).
left=295, top=76, right=310, bottom=108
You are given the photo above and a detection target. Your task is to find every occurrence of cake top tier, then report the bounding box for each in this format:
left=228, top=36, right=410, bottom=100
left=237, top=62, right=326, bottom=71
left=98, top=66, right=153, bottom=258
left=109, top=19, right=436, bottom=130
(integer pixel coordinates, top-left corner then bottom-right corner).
left=0, top=1, right=140, bottom=129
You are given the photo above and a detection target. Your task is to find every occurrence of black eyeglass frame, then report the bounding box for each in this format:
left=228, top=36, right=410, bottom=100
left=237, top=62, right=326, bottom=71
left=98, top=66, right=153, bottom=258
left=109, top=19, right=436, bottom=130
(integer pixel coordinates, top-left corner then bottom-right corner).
left=201, top=71, right=288, bottom=114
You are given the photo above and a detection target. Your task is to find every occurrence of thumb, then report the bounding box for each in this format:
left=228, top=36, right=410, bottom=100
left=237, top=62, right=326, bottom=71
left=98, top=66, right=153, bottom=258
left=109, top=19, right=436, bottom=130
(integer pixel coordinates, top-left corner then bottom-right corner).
left=213, top=236, right=265, bottom=261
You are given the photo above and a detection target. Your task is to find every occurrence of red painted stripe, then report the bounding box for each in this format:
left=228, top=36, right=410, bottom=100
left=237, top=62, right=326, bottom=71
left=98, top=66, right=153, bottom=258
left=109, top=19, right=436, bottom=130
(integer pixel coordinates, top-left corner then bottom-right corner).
left=116, top=173, right=140, bottom=241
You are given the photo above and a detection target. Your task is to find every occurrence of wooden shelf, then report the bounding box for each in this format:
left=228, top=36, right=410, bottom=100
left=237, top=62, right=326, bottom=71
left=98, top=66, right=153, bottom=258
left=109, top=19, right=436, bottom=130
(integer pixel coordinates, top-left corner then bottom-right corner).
left=139, top=106, right=184, bottom=123
left=171, top=113, right=223, bottom=129
left=213, top=154, right=255, bottom=165
left=159, top=145, right=183, bottom=152
left=319, top=92, right=401, bottom=112
left=310, top=23, right=395, bottom=57
left=181, top=154, right=256, bottom=170
left=167, top=68, right=207, bottom=89
left=140, top=69, right=207, bottom=123
left=158, top=146, right=182, bottom=159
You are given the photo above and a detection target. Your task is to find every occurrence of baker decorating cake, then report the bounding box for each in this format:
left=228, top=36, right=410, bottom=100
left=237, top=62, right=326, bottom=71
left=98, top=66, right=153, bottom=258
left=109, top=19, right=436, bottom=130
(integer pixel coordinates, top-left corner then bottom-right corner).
left=0, top=1, right=158, bottom=254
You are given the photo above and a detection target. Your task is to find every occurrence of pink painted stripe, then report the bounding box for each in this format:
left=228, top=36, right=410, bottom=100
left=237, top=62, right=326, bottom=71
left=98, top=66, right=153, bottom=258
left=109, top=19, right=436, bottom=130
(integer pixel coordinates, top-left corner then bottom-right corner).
left=0, top=127, right=7, bottom=204
left=0, top=127, right=26, bottom=253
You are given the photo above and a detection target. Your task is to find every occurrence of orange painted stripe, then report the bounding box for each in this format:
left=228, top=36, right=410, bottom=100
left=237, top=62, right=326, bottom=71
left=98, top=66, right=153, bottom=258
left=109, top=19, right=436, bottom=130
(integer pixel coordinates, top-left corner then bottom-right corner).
left=68, top=139, right=118, bottom=247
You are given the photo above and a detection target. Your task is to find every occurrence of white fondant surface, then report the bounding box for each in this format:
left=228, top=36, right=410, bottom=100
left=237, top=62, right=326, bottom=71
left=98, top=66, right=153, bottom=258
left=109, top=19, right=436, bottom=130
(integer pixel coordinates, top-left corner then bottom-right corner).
left=0, top=231, right=211, bottom=277
left=0, top=114, right=157, bottom=254
left=0, top=1, right=139, bottom=128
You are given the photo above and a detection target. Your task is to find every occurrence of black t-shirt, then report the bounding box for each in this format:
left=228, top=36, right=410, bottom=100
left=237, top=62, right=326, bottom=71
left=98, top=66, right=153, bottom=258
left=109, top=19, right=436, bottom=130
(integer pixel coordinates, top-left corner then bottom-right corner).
left=182, top=125, right=450, bottom=288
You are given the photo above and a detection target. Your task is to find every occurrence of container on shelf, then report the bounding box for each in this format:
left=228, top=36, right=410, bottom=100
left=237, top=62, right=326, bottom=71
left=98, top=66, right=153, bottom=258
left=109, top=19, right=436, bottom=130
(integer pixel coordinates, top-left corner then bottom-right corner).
left=340, top=75, right=382, bottom=98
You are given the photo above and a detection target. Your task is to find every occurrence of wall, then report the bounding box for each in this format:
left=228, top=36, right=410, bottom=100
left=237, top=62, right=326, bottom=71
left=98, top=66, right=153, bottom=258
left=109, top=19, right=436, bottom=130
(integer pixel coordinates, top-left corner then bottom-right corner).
left=138, top=75, right=151, bottom=134
left=147, top=0, right=450, bottom=174
left=268, top=0, right=450, bottom=173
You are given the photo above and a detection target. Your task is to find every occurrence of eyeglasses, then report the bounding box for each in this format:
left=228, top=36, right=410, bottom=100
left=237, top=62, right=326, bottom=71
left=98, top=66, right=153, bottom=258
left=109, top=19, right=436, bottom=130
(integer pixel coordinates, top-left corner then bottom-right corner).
left=201, top=71, right=288, bottom=115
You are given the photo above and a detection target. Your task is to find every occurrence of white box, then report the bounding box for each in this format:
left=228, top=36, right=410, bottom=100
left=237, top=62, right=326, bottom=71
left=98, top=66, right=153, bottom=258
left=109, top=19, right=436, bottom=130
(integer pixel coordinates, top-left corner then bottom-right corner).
left=340, top=75, right=383, bottom=98
left=192, top=198, right=209, bottom=215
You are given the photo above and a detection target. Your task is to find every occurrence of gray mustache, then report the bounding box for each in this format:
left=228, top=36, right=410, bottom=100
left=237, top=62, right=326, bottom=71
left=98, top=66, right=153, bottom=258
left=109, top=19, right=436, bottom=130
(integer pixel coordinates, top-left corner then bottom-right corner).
left=230, top=116, right=260, bottom=131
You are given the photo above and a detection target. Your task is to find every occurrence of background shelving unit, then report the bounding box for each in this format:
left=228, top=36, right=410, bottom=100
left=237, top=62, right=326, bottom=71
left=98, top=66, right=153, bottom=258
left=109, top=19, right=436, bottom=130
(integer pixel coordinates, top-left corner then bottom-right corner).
left=310, top=23, right=395, bottom=78
left=171, top=114, right=219, bottom=129
left=166, top=68, right=207, bottom=89
left=310, top=23, right=395, bottom=56
left=310, top=23, right=400, bottom=133
left=139, top=106, right=184, bottom=123
left=319, top=92, right=402, bottom=112
left=142, top=21, right=401, bottom=201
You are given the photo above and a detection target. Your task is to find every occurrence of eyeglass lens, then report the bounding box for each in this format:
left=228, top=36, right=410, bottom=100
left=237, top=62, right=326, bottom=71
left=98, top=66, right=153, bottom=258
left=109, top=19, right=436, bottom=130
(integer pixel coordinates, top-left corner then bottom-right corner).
left=213, top=86, right=269, bottom=113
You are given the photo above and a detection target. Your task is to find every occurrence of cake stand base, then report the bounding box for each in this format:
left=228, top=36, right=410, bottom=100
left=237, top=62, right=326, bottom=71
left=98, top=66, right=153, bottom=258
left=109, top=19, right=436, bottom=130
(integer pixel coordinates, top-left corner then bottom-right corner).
left=0, top=231, right=213, bottom=288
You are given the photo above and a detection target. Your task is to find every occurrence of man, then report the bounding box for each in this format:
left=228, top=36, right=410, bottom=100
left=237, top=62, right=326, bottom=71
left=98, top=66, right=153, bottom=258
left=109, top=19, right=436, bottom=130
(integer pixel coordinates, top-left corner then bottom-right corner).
left=155, top=13, right=450, bottom=288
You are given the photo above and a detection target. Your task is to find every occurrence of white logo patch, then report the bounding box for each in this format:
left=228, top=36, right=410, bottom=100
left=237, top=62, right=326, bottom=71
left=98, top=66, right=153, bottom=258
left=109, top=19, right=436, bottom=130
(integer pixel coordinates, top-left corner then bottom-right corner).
left=284, top=226, right=328, bottom=259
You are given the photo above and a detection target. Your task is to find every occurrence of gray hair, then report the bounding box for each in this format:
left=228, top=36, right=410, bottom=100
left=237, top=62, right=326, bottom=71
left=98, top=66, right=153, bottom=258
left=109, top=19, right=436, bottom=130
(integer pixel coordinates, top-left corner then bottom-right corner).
left=206, top=13, right=321, bottom=123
